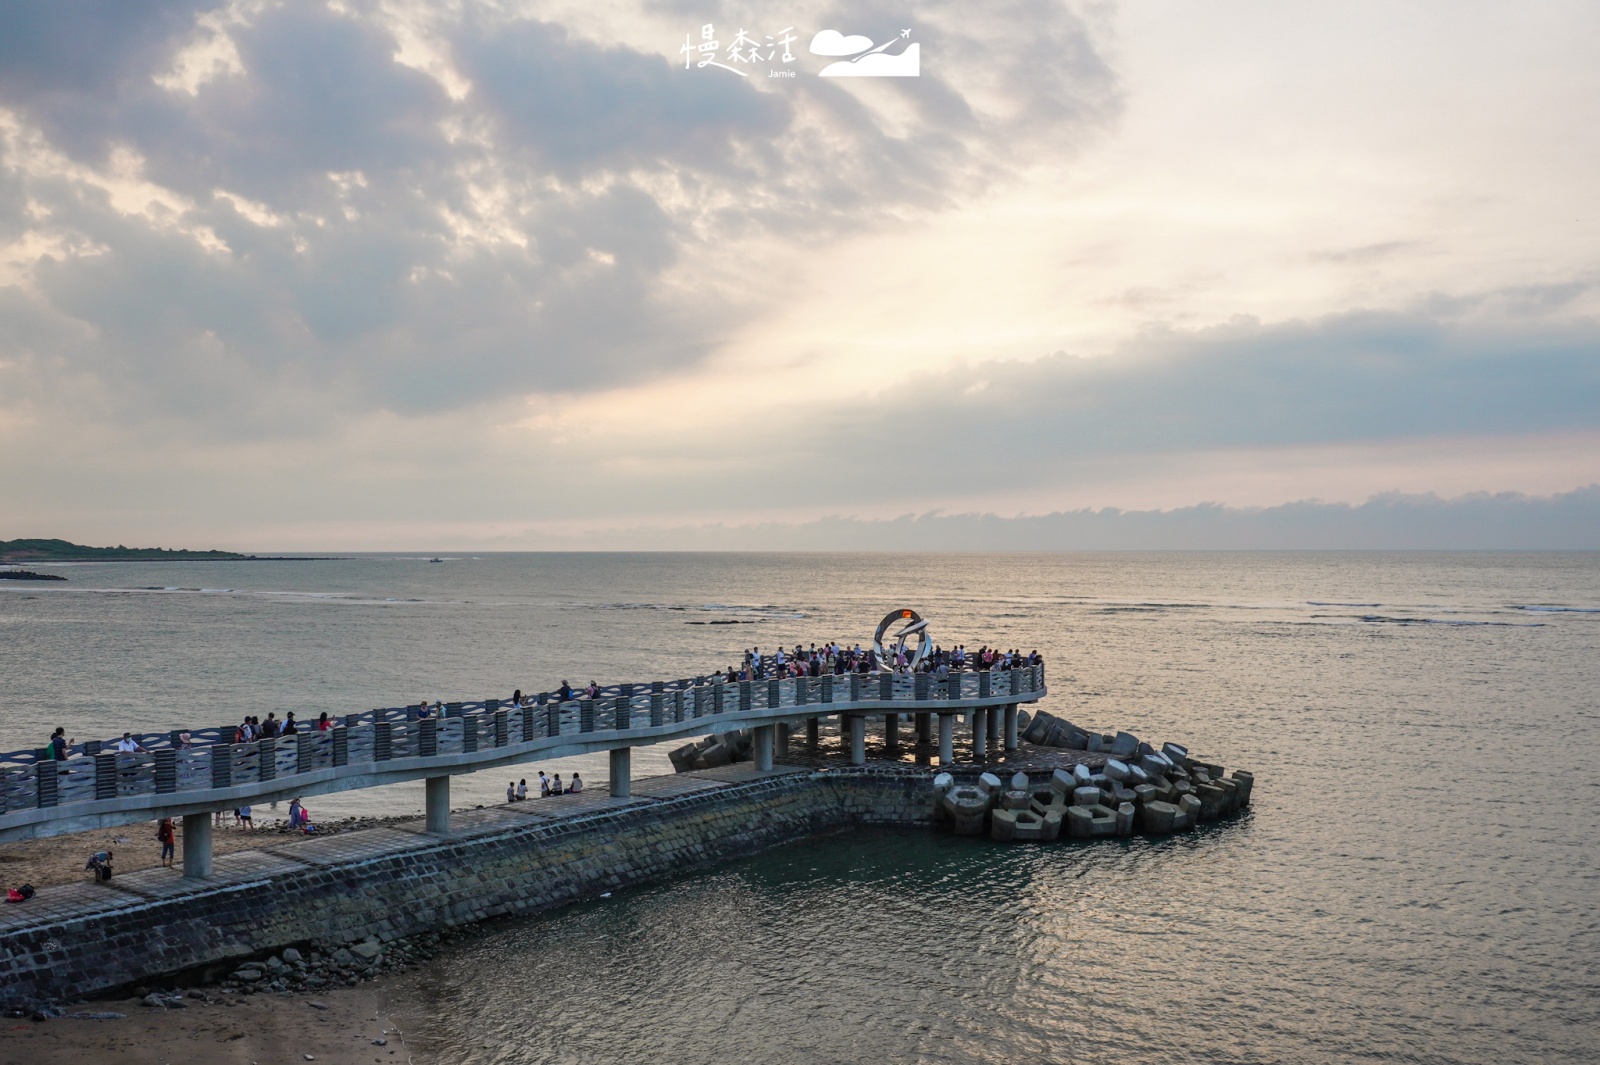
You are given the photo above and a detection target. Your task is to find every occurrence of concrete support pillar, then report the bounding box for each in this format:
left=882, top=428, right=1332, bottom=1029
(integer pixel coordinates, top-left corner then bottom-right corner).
left=609, top=747, right=632, bottom=797
left=848, top=716, right=867, bottom=766
left=775, top=722, right=791, bottom=759
left=805, top=716, right=820, bottom=747
left=938, top=714, right=954, bottom=765
left=753, top=726, right=774, bottom=771
left=181, top=812, right=212, bottom=879
left=988, top=706, right=1003, bottom=752
left=972, top=708, right=988, bottom=762
left=884, top=713, right=900, bottom=753
left=425, top=775, right=451, bottom=835
left=916, top=713, right=932, bottom=745
left=1004, top=704, right=1019, bottom=751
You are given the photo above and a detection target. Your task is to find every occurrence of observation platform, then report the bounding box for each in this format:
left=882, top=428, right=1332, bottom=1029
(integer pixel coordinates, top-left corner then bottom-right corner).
left=0, top=663, right=1047, bottom=878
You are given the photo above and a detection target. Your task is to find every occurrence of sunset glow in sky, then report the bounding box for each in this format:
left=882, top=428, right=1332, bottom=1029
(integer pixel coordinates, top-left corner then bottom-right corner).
left=1, top=1, right=1597, bottom=548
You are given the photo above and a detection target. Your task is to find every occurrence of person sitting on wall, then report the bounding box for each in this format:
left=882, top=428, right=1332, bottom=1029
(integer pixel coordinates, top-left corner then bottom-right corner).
left=556, top=681, right=573, bottom=701
left=85, top=850, right=114, bottom=882
left=569, top=772, right=584, bottom=794
left=549, top=773, right=564, bottom=795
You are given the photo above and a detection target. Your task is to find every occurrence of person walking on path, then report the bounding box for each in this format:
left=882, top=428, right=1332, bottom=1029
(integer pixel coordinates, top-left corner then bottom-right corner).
left=156, top=818, right=176, bottom=868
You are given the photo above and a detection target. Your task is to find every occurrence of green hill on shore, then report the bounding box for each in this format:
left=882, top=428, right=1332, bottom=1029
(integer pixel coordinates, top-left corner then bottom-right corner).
left=0, top=538, right=250, bottom=564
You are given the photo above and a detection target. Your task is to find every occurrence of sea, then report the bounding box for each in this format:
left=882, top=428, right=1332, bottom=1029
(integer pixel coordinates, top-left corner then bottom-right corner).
left=2, top=552, right=1597, bottom=1064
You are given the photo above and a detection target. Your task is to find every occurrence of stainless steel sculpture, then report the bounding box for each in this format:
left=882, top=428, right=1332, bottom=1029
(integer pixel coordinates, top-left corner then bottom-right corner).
left=873, top=608, right=930, bottom=671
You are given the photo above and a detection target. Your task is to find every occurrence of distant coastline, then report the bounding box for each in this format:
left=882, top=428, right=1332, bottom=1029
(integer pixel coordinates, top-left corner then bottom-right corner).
left=0, top=538, right=335, bottom=563
left=0, top=568, right=67, bottom=581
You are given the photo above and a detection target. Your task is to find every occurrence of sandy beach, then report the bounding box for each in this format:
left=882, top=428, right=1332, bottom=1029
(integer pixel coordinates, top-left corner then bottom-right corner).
left=0, top=814, right=416, bottom=891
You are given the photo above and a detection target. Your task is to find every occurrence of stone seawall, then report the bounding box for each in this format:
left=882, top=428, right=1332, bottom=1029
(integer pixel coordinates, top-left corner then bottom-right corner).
left=0, top=768, right=944, bottom=1008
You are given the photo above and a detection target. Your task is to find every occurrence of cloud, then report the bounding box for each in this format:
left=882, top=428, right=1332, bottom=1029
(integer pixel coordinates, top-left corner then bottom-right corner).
left=809, top=30, right=875, bottom=56
left=821, top=46, right=920, bottom=78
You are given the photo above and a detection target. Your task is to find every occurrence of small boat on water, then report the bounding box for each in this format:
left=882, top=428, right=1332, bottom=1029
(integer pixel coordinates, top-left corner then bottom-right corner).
left=428, top=557, right=443, bottom=563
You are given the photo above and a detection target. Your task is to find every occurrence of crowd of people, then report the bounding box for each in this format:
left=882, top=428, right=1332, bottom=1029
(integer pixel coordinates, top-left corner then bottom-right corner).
left=714, top=642, right=1043, bottom=683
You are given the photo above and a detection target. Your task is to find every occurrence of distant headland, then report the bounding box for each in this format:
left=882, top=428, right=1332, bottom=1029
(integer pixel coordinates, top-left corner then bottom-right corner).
left=0, top=538, right=334, bottom=564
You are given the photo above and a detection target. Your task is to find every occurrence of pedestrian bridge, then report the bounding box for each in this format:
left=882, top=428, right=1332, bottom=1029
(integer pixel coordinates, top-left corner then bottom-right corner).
left=0, top=664, right=1047, bottom=875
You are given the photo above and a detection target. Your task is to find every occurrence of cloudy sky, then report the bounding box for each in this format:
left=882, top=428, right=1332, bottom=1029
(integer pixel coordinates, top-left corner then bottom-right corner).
left=1, top=0, right=1597, bottom=549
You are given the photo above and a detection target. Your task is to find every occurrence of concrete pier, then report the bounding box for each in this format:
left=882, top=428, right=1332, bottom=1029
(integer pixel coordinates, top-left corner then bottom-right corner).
left=610, top=747, right=632, bottom=797
left=425, top=775, right=451, bottom=835
left=988, top=706, right=1003, bottom=752
left=1004, top=704, right=1019, bottom=751
left=884, top=713, right=900, bottom=752
left=753, top=726, right=774, bottom=772
left=916, top=713, right=932, bottom=745
left=972, top=709, right=988, bottom=761
left=776, top=722, right=791, bottom=759
left=181, top=813, right=212, bottom=879
left=806, top=717, right=820, bottom=747
left=848, top=716, right=866, bottom=765
left=938, top=713, right=954, bottom=764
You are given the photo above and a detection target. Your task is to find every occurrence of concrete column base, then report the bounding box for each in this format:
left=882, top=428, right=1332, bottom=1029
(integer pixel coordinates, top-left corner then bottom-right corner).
left=753, top=726, right=775, bottom=772
left=806, top=716, right=820, bottom=746
left=609, top=747, right=632, bottom=797
left=181, top=813, right=212, bottom=879
left=972, top=710, right=988, bottom=762
left=938, top=714, right=954, bottom=765
left=775, top=722, right=791, bottom=759
left=848, top=716, right=866, bottom=766
left=884, top=713, right=900, bottom=753
left=1004, top=704, right=1019, bottom=751
left=425, top=775, right=451, bottom=835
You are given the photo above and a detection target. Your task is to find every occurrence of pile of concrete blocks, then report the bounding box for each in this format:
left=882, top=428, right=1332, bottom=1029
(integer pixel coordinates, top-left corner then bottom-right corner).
left=667, top=730, right=754, bottom=772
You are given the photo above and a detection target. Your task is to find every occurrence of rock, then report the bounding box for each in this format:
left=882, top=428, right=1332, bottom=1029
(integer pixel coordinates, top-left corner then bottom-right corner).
left=350, top=941, right=383, bottom=962
left=282, top=948, right=303, bottom=964
left=1110, top=732, right=1140, bottom=758
left=141, top=994, right=166, bottom=1008
left=1196, top=783, right=1229, bottom=821
left=1176, top=792, right=1202, bottom=829
left=1140, top=753, right=1173, bottom=776
left=1086, top=733, right=1104, bottom=753
left=1133, top=783, right=1157, bottom=806
left=265, top=956, right=286, bottom=971
left=373, top=1038, right=388, bottom=1046
left=1128, top=765, right=1150, bottom=785
left=187, top=990, right=208, bottom=1000
left=1138, top=800, right=1179, bottom=833
left=1231, top=769, right=1254, bottom=806
left=1103, top=758, right=1131, bottom=782
left=1115, top=802, right=1135, bottom=837
left=1161, top=741, right=1188, bottom=767
left=68, top=1012, right=124, bottom=1020
left=1072, top=786, right=1102, bottom=807
left=307, top=1001, right=330, bottom=1011
left=234, top=969, right=264, bottom=983
left=331, top=949, right=355, bottom=966
left=1066, top=730, right=1090, bottom=750
left=1021, top=711, right=1055, bottom=744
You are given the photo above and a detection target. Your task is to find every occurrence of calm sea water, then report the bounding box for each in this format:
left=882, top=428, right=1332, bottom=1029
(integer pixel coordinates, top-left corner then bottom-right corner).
left=3, top=552, right=1598, bottom=1063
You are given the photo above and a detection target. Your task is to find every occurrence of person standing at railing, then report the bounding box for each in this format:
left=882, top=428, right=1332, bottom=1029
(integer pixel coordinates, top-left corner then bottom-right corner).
left=46, top=727, right=73, bottom=760
left=116, top=732, right=147, bottom=753
left=557, top=680, right=573, bottom=702
left=282, top=712, right=299, bottom=735
left=585, top=681, right=599, bottom=699
left=317, top=712, right=333, bottom=731
left=516, top=778, right=528, bottom=801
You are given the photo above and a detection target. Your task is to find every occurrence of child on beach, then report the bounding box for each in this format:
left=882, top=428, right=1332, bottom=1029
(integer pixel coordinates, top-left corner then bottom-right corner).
left=156, top=818, right=176, bottom=868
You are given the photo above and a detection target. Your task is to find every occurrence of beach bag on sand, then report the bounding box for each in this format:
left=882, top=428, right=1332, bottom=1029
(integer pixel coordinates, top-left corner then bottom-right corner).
left=5, top=885, right=35, bottom=902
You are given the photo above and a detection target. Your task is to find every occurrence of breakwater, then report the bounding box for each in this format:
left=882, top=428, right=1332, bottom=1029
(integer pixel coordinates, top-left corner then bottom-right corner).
left=0, top=754, right=1250, bottom=1010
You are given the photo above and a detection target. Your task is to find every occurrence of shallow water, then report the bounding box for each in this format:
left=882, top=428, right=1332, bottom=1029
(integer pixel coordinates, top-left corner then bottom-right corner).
left=3, top=552, right=1598, bottom=1062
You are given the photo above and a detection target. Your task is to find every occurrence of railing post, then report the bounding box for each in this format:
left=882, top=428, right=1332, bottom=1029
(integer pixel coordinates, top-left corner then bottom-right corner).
left=212, top=744, right=234, bottom=787
left=462, top=716, right=479, bottom=752
left=521, top=704, right=536, bottom=742
left=331, top=727, right=348, bottom=767
left=821, top=675, right=833, bottom=703
left=914, top=673, right=930, bottom=700
left=849, top=674, right=861, bottom=701
left=979, top=671, right=992, bottom=699
left=767, top=679, right=780, bottom=708
left=614, top=696, right=630, bottom=730
left=652, top=681, right=666, bottom=726
left=258, top=737, right=277, bottom=781
left=879, top=672, right=893, bottom=700
left=94, top=752, right=118, bottom=800
left=419, top=717, right=438, bottom=757
left=494, top=710, right=509, bottom=747
left=580, top=699, right=595, bottom=733
left=373, top=723, right=392, bottom=761
left=155, top=749, right=177, bottom=794
left=295, top=735, right=313, bottom=774
left=345, top=713, right=361, bottom=729
left=795, top=677, right=808, bottom=706
left=673, top=688, right=685, bottom=723
left=712, top=681, right=725, bottom=714
left=739, top=681, right=752, bottom=712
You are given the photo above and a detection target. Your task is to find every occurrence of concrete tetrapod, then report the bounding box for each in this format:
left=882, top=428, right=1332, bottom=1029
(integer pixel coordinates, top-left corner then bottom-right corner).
left=941, top=784, right=991, bottom=836
left=1065, top=803, right=1119, bottom=839
left=991, top=808, right=1047, bottom=842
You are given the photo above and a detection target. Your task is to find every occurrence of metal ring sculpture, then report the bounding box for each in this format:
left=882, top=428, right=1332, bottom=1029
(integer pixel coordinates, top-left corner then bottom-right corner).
left=873, top=608, right=930, bottom=672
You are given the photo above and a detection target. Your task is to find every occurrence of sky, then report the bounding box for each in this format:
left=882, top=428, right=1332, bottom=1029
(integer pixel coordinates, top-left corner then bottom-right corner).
left=0, top=0, right=1597, bottom=549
